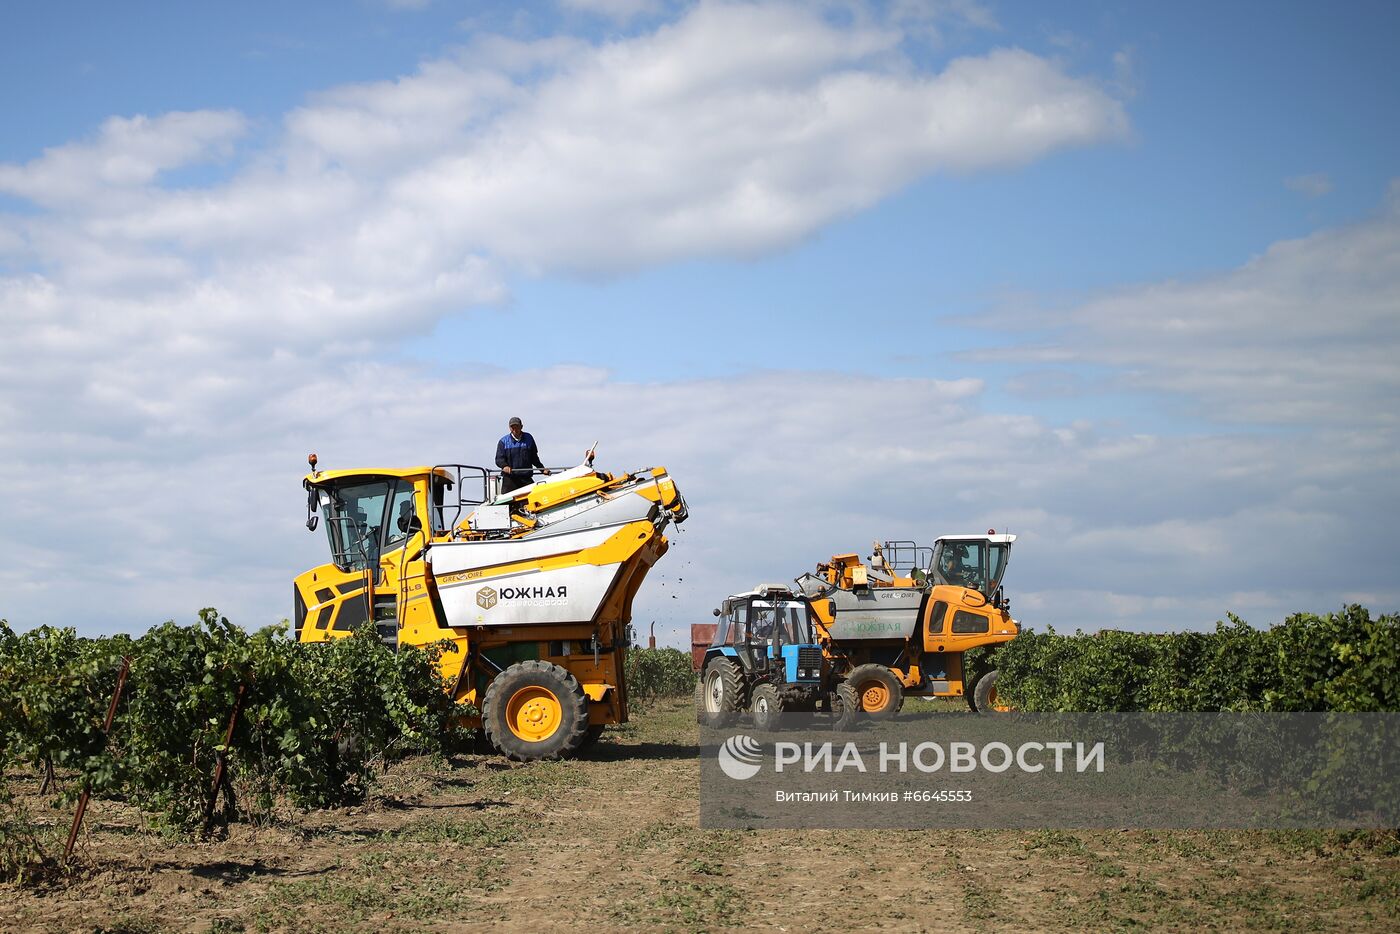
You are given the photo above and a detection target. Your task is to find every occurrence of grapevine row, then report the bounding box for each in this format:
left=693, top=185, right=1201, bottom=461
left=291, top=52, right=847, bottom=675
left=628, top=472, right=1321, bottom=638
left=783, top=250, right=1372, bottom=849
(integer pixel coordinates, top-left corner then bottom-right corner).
left=981, top=605, right=1400, bottom=712
left=0, top=610, right=469, bottom=845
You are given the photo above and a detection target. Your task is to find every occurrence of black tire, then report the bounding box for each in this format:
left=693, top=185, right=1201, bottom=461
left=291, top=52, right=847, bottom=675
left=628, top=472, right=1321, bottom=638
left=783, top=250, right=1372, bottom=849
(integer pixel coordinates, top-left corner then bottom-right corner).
left=481, top=660, right=590, bottom=761
left=846, top=663, right=904, bottom=721
left=578, top=724, right=606, bottom=749
left=750, top=683, right=783, bottom=731
left=973, top=668, right=1003, bottom=714
left=693, top=679, right=706, bottom=724
left=830, top=683, right=860, bottom=732
left=698, top=658, right=745, bottom=728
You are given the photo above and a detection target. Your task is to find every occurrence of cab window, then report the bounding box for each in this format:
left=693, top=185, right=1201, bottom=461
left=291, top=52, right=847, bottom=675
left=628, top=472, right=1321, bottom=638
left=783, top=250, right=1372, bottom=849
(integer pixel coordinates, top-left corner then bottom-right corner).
left=952, top=610, right=989, bottom=634
left=320, top=479, right=391, bottom=571
left=384, top=481, right=420, bottom=549
left=749, top=600, right=808, bottom=646
left=725, top=603, right=749, bottom=645
left=927, top=600, right=948, bottom=635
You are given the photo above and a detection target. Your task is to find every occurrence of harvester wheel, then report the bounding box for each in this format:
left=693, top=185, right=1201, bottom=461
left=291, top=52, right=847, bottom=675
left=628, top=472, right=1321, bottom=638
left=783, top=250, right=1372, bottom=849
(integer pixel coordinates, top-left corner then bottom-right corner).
left=973, top=669, right=1004, bottom=713
left=846, top=664, right=903, bottom=721
left=749, top=683, right=783, bottom=731
left=482, top=660, right=590, bottom=761
left=830, top=683, right=860, bottom=732
left=698, top=658, right=744, bottom=728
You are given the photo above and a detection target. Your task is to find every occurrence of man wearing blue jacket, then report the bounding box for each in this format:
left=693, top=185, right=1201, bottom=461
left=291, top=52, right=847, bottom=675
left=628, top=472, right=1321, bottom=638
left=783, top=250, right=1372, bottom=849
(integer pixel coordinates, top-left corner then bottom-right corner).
left=496, top=416, right=551, bottom=494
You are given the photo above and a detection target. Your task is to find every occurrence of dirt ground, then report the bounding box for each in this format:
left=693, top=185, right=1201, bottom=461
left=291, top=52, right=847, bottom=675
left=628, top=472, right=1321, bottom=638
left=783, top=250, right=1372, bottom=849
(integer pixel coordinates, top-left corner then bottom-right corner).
left=3, top=699, right=1398, bottom=933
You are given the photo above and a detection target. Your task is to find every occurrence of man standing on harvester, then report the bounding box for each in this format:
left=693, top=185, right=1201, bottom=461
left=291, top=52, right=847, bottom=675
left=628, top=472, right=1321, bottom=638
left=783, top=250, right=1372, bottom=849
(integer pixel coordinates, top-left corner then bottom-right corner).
left=496, top=416, right=550, bottom=493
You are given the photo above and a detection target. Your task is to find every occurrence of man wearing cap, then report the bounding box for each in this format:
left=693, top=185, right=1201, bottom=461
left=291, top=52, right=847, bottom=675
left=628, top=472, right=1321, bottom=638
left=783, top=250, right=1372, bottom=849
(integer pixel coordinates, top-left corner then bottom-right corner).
left=496, top=417, right=550, bottom=495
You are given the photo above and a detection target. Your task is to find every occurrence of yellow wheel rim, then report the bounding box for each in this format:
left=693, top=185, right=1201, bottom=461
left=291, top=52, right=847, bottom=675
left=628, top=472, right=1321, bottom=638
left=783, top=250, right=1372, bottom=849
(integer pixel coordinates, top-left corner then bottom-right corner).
left=505, top=685, right=563, bottom=743
left=859, top=681, right=889, bottom=712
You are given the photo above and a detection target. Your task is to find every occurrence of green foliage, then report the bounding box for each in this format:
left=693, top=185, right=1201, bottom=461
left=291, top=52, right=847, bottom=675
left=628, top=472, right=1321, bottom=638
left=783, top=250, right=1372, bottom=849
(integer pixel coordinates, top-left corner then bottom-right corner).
left=625, top=647, right=696, bottom=705
left=994, top=605, right=1400, bottom=712
left=0, top=788, right=48, bottom=885
left=0, top=611, right=471, bottom=875
left=0, top=620, right=126, bottom=785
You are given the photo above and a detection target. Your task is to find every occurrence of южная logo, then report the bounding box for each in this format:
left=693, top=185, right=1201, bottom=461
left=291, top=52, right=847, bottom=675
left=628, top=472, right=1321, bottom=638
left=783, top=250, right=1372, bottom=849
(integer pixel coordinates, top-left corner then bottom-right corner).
left=476, top=586, right=498, bottom=610
left=718, top=734, right=763, bottom=781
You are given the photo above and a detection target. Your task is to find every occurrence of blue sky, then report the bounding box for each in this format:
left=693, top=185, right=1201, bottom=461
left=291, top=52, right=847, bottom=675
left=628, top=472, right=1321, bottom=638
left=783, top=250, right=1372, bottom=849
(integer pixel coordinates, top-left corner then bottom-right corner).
left=1, top=1, right=1397, bottom=641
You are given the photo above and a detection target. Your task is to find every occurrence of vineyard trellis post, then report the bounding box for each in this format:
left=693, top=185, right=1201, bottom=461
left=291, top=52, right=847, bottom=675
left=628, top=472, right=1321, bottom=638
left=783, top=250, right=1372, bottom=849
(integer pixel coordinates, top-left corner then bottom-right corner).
left=202, top=680, right=247, bottom=833
left=63, top=655, right=130, bottom=865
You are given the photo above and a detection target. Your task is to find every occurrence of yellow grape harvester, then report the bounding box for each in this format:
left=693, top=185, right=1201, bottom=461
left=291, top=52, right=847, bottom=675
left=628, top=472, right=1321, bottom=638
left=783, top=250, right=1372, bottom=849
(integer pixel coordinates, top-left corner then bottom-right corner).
left=293, top=453, right=688, bottom=760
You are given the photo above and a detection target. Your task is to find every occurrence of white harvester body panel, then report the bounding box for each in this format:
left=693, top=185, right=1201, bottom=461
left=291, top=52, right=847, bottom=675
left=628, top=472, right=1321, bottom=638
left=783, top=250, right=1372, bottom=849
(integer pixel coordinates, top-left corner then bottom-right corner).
left=429, top=525, right=617, bottom=573
left=434, top=560, right=622, bottom=627
left=426, top=467, right=678, bottom=628
left=821, top=586, right=925, bottom=641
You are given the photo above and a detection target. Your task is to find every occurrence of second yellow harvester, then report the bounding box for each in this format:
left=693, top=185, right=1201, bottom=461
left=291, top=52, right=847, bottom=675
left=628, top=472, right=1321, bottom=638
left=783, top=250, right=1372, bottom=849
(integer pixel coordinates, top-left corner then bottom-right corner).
left=795, top=534, right=1019, bottom=717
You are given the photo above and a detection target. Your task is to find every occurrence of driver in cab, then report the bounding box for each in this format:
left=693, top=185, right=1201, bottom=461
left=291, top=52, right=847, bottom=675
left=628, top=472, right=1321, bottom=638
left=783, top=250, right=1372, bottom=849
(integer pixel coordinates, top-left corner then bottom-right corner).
left=941, top=545, right=980, bottom=589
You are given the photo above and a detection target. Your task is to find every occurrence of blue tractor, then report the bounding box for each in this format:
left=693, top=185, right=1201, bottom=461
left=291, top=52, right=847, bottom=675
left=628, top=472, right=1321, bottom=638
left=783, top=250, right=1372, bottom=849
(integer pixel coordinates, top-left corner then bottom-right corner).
left=694, top=584, right=858, bottom=731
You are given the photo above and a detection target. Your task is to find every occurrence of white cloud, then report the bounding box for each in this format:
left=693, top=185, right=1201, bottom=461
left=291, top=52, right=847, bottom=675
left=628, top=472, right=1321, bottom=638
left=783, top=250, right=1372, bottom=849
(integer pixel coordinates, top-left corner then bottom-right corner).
left=2, top=356, right=1392, bottom=641
left=392, top=41, right=1126, bottom=272
left=3, top=3, right=1127, bottom=290
left=0, top=2, right=1128, bottom=374
left=0, top=110, right=246, bottom=208
left=975, top=184, right=1400, bottom=428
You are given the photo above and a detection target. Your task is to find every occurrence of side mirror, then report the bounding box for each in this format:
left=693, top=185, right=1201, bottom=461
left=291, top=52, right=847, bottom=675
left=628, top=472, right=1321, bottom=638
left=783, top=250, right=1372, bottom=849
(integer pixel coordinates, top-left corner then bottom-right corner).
left=304, top=483, right=320, bottom=532
left=712, top=608, right=720, bottom=617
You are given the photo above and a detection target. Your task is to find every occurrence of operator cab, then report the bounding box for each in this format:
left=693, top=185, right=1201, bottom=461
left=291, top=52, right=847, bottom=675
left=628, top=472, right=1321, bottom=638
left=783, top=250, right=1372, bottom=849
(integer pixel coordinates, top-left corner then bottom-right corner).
left=298, top=462, right=447, bottom=647
left=715, top=588, right=811, bottom=642
left=303, top=462, right=498, bottom=572
left=304, top=469, right=434, bottom=573
left=931, top=534, right=1016, bottom=606
left=709, top=585, right=823, bottom=683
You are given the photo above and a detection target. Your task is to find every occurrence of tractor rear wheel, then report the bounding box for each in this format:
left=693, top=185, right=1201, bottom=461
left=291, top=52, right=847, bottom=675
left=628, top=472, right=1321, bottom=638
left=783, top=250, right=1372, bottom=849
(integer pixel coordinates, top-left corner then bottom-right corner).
left=482, top=660, right=590, bottom=761
left=698, top=658, right=745, bottom=728
left=846, top=664, right=904, bottom=721
left=750, top=683, right=783, bottom=731
left=830, top=683, right=860, bottom=732
left=973, top=668, right=1004, bottom=713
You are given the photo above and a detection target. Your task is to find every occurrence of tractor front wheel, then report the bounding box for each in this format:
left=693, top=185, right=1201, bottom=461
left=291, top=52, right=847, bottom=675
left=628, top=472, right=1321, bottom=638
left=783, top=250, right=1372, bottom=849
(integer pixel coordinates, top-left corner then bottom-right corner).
left=830, top=683, right=860, bottom=732
left=973, top=668, right=1005, bottom=713
left=846, top=664, right=904, bottom=721
left=750, top=683, right=783, bottom=731
left=482, top=660, right=590, bottom=761
left=698, top=658, right=745, bottom=728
